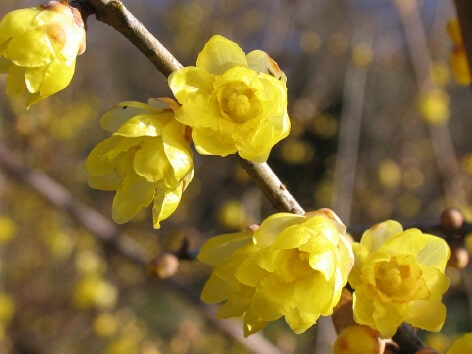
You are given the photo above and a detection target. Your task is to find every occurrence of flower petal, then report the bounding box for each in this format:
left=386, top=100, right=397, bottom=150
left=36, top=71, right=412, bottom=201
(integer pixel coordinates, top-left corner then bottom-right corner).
left=198, top=231, right=253, bottom=266
left=196, top=35, right=247, bottom=74
left=111, top=174, right=155, bottom=224
left=100, top=101, right=162, bottom=133
left=152, top=186, right=183, bottom=228
left=162, top=120, right=193, bottom=181
left=191, top=127, right=237, bottom=157
left=133, top=138, right=169, bottom=183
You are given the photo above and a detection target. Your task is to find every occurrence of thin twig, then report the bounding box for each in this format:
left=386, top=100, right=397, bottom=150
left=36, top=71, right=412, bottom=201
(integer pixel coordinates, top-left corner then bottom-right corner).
left=237, top=157, right=305, bottom=215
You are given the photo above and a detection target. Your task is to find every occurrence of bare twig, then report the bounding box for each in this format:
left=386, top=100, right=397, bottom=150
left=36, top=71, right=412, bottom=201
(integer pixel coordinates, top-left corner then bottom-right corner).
left=237, top=157, right=304, bottom=215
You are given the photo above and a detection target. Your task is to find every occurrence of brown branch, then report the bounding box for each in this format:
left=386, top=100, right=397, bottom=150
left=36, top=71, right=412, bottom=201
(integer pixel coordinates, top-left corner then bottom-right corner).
left=237, top=157, right=305, bottom=215
left=392, top=323, right=426, bottom=354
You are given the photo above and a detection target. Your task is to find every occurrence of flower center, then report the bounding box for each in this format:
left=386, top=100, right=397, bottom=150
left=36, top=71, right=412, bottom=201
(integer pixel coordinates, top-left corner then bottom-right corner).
left=227, top=91, right=251, bottom=117
left=218, top=82, right=259, bottom=124
left=373, top=255, right=429, bottom=302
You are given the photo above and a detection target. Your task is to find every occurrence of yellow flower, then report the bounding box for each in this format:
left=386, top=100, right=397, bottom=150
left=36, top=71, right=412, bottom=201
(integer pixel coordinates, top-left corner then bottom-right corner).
left=447, top=333, right=472, bottom=354
left=0, top=1, right=86, bottom=107
left=198, top=209, right=353, bottom=336
left=84, top=98, right=194, bottom=229
left=447, top=19, right=471, bottom=85
left=348, top=220, right=450, bottom=338
left=168, top=35, right=290, bottom=162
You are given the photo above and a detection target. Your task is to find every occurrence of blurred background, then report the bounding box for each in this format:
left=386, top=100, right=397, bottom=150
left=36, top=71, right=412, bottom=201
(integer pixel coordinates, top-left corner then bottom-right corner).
left=0, top=0, right=471, bottom=353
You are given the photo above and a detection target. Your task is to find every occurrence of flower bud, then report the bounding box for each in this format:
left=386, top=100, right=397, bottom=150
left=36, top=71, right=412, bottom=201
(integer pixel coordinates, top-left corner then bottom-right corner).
left=440, top=207, right=464, bottom=230
left=0, top=1, right=86, bottom=107
left=148, top=252, right=180, bottom=280
left=448, top=245, right=469, bottom=269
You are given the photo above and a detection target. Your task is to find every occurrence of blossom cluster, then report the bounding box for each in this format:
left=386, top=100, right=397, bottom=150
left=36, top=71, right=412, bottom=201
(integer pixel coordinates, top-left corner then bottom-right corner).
left=0, top=3, right=456, bottom=346
left=200, top=214, right=451, bottom=338
left=198, top=209, right=353, bottom=336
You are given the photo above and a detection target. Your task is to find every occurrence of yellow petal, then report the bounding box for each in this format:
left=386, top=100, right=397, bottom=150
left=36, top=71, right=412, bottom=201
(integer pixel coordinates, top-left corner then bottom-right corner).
left=111, top=174, right=155, bottom=224
left=162, top=120, right=193, bottom=181
left=191, top=127, right=237, bottom=157
left=5, top=64, right=26, bottom=96
left=416, top=235, right=451, bottom=270
left=360, top=220, right=403, bottom=253
left=0, top=8, right=40, bottom=44
left=200, top=273, right=231, bottom=304
left=87, top=174, right=121, bottom=191
left=29, top=59, right=75, bottom=97
left=152, top=186, right=183, bottom=228
left=407, top=298, right=446, bottom=332
left=243, top=313, right=269, bottom=337
left=217, top=285, right=254, bottom=318
left=352, top=290, right=376, bottom=327
left=447, top=333, right=472, bottom=354
left=247, top=49, right=287, bottom=82
left=100, top=101, right=162, bottom=132
left=196, top=35, right=248, bottom=74
left=133, top=138, right=169, bottom=183
left=235, top=255, right=269, bottom=287
left=198, top=231, right=252, bottom=266
left=169, top=68, right=219, bottom=129
left=5, top=30, right=53, bottom=67
left=308, top=250, right=336, bottom=280
left=272, top=224, right=313, bottom=250
left=250, top=277, right=288, bottom=321
left=254, top=213, right=303, bottom=248
left=84, top=136, right=136, bottom=175
left=114, top=113, right=172, bottom=137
